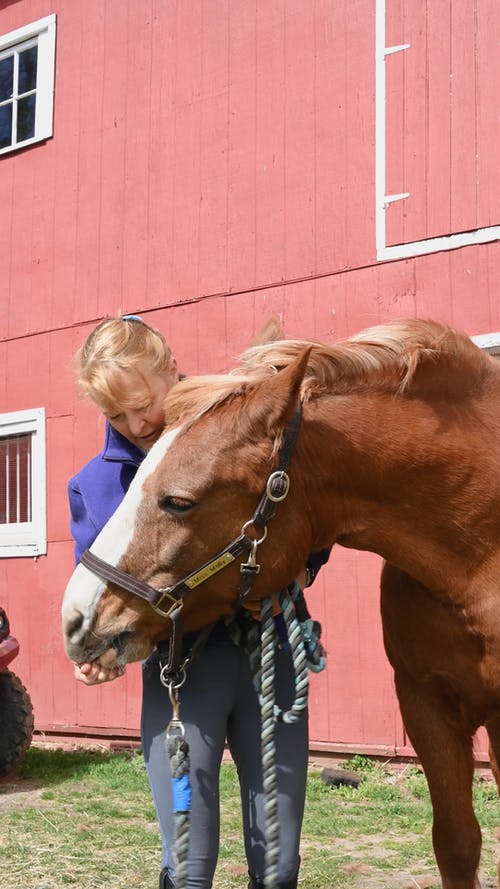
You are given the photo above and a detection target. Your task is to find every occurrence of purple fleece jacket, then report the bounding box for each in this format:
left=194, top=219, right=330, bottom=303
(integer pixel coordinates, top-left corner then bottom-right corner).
left=68, top=422, right=144, bottom=564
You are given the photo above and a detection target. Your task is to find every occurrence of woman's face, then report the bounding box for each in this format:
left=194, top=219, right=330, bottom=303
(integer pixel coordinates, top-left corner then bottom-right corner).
left=103, top=368, right=176, bottom=451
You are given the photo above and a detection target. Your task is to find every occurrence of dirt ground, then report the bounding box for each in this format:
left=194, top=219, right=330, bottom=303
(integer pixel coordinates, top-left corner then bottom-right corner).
left=0, top=775, right=46, bottom=813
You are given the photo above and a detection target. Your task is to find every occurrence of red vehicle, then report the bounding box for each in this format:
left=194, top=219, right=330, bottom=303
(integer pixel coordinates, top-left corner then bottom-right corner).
left=0, top=608, right=34, bottom=777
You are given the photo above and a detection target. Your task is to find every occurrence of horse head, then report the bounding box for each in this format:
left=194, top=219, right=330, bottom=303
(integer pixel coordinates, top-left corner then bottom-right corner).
left=62, top=347, right=312, bottom=667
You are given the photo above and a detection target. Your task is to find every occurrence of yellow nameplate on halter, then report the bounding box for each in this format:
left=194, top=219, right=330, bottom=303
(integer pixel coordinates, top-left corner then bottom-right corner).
left=184, top=552, right=236, bottom=589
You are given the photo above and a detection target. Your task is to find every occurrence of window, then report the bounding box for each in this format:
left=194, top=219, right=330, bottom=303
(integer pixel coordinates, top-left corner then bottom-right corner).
left=0, top=408, right=47, bottom=557
left=0, top=14, right=56, bottom=156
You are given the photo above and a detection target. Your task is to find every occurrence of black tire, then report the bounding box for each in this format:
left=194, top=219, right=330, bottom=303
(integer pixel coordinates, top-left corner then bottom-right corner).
left=0, top=670, right=34, bottom=778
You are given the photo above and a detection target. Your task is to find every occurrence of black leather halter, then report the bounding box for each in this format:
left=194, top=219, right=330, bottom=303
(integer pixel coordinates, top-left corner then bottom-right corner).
left=80, top=404, right=301, bottom=617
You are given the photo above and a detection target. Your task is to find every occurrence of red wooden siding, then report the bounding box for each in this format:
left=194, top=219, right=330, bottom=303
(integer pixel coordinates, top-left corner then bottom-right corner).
left=1, top=0, right=500, bottom=762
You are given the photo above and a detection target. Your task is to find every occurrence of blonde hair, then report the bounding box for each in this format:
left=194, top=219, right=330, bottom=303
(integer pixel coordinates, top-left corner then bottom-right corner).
left=74, top=316, right=178, bottom=412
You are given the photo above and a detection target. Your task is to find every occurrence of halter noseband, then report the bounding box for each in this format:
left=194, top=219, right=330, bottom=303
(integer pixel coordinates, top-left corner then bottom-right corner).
left=80, top=403, right=301, bottom=616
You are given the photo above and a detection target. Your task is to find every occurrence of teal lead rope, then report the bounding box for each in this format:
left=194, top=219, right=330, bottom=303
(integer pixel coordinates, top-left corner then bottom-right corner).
left=236, top=587, right=317, bottom=888
left=166, top=733, right=191, bottom=887
left=227, top=583, right=326, bottom=888
left=288, top=581, right=327, bottom=674
left=164, top=585, right=326, bottom=889
left=259, top=597, right=281, bottom=886
left=260, top=590, right=311, bottom=887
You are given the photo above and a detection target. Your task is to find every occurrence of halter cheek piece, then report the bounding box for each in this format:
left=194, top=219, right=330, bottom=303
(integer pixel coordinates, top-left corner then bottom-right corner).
left=79, top=403, right=301, bottom=619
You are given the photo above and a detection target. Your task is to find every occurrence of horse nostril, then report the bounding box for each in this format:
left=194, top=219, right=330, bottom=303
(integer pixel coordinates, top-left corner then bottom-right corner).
left=66, top=611, right=84, bottom=640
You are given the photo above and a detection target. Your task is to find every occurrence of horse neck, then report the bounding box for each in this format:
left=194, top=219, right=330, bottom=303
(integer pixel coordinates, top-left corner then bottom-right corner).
left=301, top=393, right=498, bottom=596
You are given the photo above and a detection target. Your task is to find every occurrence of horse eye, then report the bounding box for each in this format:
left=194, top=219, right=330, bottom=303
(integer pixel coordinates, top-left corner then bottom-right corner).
left=158, top=496, right=195, bottom=515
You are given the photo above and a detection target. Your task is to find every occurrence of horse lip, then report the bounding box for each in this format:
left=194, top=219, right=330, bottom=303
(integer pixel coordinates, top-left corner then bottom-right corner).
left=75, top=631, right=133, bottom=664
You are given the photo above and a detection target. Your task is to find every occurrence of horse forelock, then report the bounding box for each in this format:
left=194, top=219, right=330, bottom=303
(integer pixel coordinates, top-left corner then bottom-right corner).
left=162, top=375, right=286, bottom=460
left=161, top=320, right=487, bottom=431
left=162, top=374, right=254, bottom=432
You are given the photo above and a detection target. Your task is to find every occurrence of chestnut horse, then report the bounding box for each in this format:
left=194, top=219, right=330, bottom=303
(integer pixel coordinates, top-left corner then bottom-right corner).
left=62, top=319, right=500, bottom=889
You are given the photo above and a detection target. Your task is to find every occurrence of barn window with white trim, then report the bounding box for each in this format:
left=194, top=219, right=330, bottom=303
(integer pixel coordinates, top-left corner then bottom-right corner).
left=0, top=409, right=47, bottom=558
left=0, top=14, right=56, bottom=156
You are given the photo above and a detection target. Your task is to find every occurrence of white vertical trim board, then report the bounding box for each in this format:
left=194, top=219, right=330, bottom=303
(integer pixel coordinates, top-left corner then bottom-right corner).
left=34, top=14, right=56, bottom=140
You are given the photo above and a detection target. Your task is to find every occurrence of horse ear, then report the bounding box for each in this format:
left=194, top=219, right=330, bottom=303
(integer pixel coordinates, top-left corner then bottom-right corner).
left=252, top=317, right=285, bottom=346
left=247, top=346, right=312, bottom=433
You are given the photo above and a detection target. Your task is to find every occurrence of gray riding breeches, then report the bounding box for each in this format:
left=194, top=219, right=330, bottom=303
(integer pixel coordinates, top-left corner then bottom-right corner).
left=141, top=639, right=308, bottom=888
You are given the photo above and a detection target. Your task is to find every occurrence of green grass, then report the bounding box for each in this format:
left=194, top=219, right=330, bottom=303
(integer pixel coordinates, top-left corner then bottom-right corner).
left=0, top=749, right=499, bottom=888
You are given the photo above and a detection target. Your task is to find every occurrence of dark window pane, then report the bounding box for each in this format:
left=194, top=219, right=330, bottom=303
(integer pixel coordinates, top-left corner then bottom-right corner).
left=18, top=46, right=37, bottom=94
left=17, top=93, right=36, bottom=142
left=0, top=103, right=12, bottom=149
left=0, top=55, right=14, bottom=102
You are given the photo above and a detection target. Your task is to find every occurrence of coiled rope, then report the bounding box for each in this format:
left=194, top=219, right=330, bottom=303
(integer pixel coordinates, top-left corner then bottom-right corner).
left=255, top=590, right=309, bottom=887
left=165, top=732, right=191, bottom=886
left=238, top=588, right=310, bottom=885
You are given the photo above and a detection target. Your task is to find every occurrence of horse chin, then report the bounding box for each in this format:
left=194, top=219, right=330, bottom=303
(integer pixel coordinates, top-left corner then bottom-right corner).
left=118, top=633, right=154, bottom=664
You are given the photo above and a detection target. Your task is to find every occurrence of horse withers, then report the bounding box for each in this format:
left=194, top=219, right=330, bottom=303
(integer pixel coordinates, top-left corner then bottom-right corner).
left=62, top=319, right=500, bottom=889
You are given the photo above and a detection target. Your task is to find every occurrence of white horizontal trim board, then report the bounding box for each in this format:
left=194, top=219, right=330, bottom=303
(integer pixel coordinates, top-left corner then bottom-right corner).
left=471, top=333, right=500, bottom=354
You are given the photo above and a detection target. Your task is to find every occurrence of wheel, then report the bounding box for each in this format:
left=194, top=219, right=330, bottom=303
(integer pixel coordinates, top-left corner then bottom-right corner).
left=0, top=670, right=34, bottom=778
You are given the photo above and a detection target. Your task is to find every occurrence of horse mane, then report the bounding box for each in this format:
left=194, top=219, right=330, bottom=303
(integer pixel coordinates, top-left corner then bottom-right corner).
left=162, top=319, right=488, bottom=429
left=236, top=318, right=487, bottom=396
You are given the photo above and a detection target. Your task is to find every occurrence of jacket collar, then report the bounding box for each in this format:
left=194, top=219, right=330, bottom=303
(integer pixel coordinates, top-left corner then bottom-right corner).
left=103, top=422, right=145, bottom=465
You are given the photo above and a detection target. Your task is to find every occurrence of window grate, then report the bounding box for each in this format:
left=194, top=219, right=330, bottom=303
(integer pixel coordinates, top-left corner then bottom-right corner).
left=0, top=433, right=32, bottom=525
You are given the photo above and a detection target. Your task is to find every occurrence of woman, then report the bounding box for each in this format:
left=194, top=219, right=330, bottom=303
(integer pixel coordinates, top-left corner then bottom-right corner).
left=68, top=315, right=326, bottom=889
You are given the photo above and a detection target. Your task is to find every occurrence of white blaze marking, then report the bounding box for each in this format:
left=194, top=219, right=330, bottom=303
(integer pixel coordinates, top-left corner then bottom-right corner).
left=62, top=427, right=181, bottom=642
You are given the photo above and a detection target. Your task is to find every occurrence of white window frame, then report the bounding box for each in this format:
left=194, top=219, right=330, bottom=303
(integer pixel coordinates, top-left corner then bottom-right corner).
left=0, top=13, right=56, bottom=156
left=0, top=408, right=47, bottom=558
left=375, top=0, right=500, bottom=261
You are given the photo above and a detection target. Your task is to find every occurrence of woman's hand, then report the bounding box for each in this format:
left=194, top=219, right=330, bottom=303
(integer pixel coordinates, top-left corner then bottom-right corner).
left=73, top=660, right=125, bottom=685
left=242, top=592, right=282, bottom=618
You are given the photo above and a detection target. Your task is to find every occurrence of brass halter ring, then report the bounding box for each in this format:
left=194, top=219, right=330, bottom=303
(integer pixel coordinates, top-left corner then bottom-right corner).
left=160, top=663, right=187, bottom=691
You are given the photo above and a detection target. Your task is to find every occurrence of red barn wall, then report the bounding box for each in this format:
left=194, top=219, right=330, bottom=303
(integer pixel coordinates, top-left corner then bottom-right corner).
left=1, top=0, right=499, bottom=761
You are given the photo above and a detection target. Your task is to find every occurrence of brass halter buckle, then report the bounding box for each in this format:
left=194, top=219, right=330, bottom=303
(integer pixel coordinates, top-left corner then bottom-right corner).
left=266, top=470, right=290, bottom=502
left=150, top=588, right=183, bottom=617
